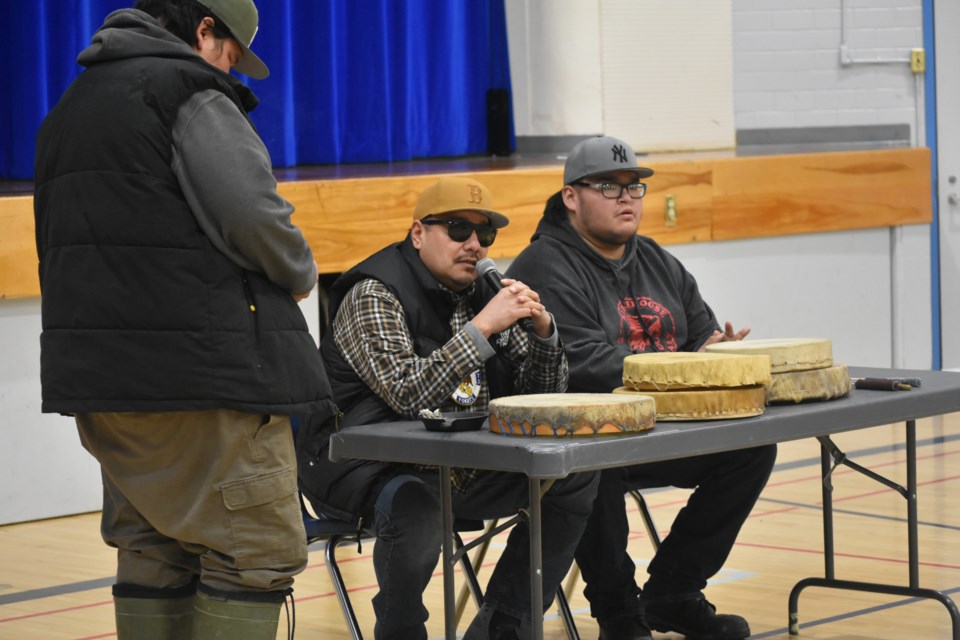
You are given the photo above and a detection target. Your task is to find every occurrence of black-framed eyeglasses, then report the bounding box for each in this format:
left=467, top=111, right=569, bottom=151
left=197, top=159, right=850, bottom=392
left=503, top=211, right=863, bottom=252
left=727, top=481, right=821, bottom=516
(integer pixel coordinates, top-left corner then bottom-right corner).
left=422, top=218, right=498, bottom=247
left=573, top=181, right=647, bottom=200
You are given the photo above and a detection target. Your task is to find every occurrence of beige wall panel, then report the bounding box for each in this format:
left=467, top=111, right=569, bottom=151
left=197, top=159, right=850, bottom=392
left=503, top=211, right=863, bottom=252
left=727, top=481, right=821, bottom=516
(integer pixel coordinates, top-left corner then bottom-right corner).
left=600, top=0, right=736, bottom=152
left=505, top=0, right=605, bottom=136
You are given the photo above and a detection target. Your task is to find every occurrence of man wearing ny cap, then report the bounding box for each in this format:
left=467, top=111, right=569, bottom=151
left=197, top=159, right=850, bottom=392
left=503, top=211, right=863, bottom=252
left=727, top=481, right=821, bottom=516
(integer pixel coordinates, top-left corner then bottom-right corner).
left=34, top=1, right=335, bottom=638
left=298, top=176, right=599, bottom=639
left=508, top=136, right=777, bottom=640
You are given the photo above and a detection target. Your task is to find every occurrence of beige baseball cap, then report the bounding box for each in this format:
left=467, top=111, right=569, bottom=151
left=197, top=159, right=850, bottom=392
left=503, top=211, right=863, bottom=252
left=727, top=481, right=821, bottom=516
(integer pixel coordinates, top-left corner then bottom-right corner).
left=413, top=177, right=510, bottom=229
left=197, top=0, right=269, bottom=79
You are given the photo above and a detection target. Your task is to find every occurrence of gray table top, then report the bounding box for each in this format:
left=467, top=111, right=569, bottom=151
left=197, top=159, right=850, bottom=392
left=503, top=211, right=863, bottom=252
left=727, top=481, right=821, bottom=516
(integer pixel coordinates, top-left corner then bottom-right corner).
left=328, top=367, right=960, bottom=479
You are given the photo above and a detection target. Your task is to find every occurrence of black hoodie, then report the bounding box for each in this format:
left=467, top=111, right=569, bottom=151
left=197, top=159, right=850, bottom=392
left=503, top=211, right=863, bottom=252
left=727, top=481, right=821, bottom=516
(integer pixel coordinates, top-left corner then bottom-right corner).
left=507, top=193, right=720, bottom=393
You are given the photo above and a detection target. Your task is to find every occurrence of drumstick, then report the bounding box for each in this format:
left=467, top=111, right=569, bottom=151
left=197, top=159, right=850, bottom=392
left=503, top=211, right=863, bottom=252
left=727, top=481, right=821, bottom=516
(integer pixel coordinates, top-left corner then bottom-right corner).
left=851, top=377, right=914, bottom=391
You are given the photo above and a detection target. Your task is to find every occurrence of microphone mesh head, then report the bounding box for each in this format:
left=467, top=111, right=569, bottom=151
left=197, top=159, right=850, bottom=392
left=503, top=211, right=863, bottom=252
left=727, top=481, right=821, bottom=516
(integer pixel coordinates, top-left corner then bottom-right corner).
left=476, top=258, right=498, bottom=277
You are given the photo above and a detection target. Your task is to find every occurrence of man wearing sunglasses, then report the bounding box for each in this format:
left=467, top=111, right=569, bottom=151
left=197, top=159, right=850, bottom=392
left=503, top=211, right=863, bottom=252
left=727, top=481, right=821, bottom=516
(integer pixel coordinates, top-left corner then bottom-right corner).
left=298, top=176, right=599, bottom=639
left=508, top=136, right=775, bottom=640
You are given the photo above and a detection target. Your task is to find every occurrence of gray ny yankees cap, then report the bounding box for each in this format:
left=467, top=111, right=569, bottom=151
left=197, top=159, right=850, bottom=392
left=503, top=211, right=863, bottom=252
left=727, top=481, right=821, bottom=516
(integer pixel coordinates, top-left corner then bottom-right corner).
left=563, top=136, right=654, bottom=184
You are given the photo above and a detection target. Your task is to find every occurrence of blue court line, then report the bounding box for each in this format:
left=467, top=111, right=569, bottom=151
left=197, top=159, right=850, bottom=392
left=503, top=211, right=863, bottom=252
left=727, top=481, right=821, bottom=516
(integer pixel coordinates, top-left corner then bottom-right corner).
left=769, top=429, right=960, bottom=474
left=631, top=429, right=960, bottom=504
left=753, top=429, right=960, bottom=531
left=521, top=570, right=960, bottom=639
left=0, top=577, right=114, bottom=606
left=450, top=584, right=960, bottom=640
left=630, top=561, right=755, bottom=588
left=5, top=429, right=960, bottom=608
left=758, top=496, right=960, bottom=532
left=749, top=585, right=960, bottom=638
left=741, top=430, right=960, bottom=637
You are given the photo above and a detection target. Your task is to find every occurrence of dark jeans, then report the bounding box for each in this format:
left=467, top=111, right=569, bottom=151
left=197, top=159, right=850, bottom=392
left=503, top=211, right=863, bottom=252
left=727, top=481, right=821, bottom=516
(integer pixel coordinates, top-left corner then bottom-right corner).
left=574, top=444, right=777, bottom=624
left=363, top=469, right=599, bottom=640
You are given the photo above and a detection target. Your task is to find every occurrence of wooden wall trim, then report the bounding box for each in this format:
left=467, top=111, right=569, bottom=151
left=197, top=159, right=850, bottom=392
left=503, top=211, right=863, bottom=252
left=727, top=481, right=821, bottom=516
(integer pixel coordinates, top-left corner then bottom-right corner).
left=0, top=196, right=38, bottom=299
left=3, top=148, right=931, bottom=299
left=711, top=149, right=932, bottom=241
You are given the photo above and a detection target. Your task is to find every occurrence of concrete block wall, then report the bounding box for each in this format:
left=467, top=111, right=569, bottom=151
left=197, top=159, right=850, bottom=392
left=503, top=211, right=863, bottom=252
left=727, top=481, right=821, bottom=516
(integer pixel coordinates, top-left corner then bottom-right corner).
left=733, top=0, right=923, bottom=135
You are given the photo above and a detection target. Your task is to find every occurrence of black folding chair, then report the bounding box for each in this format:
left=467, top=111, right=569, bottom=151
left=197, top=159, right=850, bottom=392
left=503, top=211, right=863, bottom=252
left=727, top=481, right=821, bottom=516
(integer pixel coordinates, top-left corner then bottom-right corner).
left=299, top=491, right=487, bottom=639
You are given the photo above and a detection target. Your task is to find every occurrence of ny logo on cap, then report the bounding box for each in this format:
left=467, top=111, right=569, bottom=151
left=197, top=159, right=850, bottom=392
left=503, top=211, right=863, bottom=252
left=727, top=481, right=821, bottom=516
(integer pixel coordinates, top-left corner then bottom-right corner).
left=468, top=185, right=483, bottom=204
left=612, top=144, right=628, bottom=163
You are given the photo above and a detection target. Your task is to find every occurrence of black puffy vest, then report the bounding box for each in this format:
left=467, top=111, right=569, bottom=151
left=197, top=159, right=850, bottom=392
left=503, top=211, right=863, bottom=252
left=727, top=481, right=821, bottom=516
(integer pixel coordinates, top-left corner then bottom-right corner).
left=298, top=238, right=515, bottom=521
left=34, top=53, right=336, bottom=420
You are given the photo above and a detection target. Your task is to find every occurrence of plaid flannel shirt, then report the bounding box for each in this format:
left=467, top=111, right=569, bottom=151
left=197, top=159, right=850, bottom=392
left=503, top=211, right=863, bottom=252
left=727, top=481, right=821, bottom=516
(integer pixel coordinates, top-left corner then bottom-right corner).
left=333, top=277, right=568, bottom=491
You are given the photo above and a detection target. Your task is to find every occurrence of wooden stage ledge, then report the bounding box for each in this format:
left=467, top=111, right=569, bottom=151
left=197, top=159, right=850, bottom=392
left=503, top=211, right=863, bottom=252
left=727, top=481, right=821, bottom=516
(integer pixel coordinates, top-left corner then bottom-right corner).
left=0, top=147, right=932, bottom=299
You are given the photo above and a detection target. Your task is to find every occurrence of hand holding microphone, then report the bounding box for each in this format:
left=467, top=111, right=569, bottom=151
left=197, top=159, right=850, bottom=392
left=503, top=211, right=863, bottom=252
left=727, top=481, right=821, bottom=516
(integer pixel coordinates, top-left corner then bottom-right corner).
left=474, top=258, right=542, bottom=334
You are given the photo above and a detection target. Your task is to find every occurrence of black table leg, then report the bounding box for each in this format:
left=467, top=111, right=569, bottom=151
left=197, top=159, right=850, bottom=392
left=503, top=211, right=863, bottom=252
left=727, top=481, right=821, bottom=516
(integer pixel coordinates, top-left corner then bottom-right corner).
left=788, top=421, right=960, bottom=638
left=529, top=477, right=544, bottom=640
left=440, top=465, right=455, bottom=639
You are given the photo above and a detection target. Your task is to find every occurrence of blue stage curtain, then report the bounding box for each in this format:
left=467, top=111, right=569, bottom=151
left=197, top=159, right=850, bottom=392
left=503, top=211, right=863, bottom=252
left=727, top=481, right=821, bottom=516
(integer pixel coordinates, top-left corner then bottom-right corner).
left=0, top=0, right=513, bottom=179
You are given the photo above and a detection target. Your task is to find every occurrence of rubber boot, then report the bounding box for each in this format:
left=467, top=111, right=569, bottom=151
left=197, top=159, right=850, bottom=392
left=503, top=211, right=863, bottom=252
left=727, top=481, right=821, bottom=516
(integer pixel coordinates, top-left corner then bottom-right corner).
left=191, top=590, right=282, bottom=640
left=114, top=595, right=194, bottom=640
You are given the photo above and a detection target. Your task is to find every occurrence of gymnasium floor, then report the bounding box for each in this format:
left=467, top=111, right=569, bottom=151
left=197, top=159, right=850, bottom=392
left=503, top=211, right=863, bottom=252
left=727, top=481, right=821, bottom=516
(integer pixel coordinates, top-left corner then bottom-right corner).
left=2, top=414, right=959, bottom=639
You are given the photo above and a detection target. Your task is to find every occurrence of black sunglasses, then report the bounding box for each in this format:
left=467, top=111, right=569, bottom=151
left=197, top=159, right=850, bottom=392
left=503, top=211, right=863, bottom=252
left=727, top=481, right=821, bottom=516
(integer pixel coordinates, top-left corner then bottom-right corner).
left=422, top=218, right=497, bottom=247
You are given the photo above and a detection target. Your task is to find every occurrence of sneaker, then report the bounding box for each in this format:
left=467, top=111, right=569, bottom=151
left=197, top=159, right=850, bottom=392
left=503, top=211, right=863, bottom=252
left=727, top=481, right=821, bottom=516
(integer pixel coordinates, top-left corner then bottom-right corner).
left=645, top=593, right=750, bottom=640
left=463, top=603, right=526, bottom=640
left=598, top=614, right=654, bottom=640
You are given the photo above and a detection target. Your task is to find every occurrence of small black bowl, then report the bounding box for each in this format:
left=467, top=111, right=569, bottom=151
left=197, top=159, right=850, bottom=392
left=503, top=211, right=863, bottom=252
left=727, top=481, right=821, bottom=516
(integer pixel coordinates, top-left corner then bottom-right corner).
left=420, top=411, right=488, bottom=432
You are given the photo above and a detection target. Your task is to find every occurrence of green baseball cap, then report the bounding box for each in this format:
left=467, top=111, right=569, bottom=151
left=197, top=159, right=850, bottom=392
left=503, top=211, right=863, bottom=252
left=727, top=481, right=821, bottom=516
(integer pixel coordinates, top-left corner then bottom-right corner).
left=197, top=0, right=269, bottom=79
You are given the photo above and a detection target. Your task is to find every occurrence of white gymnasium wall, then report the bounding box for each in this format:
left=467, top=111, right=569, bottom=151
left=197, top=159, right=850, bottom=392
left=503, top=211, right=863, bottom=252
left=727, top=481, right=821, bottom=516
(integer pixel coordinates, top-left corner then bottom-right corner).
left=505, top=0, right=605, bottom=136
left=508, top=0, right=923, bottom=145
left=0, top=0, right=934, bottom=524
left=0, top=298, right=102, bottom=523
left=733, top=0, right=923, bottom=135
left=506, top=0, right=736, bottom=150
left=669, top=225, right=932, bottom=369
left=503, top=0, right=931, bottom=369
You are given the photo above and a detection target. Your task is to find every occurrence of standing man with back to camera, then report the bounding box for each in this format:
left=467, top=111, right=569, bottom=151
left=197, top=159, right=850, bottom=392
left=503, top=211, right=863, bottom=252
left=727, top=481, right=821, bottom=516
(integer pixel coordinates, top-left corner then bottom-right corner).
left=34, top=1, right=337, bottom=638
left=297, top=176, right=599, bottom=640
left=508, top=136, right=777, bottom=640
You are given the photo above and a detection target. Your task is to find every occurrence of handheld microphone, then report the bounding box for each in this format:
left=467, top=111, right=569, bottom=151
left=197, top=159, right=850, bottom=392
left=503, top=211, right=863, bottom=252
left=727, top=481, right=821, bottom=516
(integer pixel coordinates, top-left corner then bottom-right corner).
left=476, top=258, right=535, bottom=332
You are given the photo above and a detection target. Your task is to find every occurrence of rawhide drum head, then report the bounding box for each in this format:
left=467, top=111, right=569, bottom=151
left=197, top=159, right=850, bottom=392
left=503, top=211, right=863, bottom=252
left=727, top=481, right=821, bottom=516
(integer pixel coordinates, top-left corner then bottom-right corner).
left=705, top=337, right=833, bottom=373
left=622, top=352, right=772, bottom=391
left=489, top=393, right=655, bottom=437
left=766, top=363, right=851, bottom=404
left=613, top=385, right=766, bottom=421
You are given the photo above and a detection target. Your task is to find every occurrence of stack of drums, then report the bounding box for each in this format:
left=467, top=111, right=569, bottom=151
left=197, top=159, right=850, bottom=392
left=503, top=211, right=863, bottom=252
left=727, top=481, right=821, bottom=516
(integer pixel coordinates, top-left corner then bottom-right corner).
left=614, top=352, right=772, bottom=421
left=705, top=338, right=851, bottom=404
left=488, top=393, right=656, bottom=437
